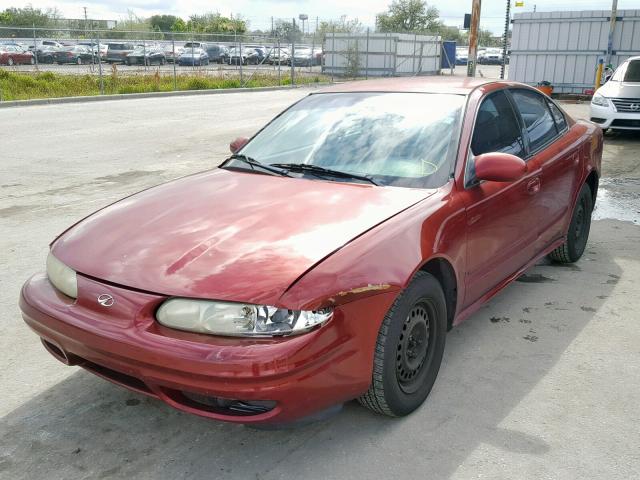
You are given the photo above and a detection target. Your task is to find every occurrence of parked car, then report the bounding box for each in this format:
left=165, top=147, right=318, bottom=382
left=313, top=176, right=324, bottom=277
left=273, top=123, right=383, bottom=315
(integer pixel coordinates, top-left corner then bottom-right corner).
left=163, top=44, right=183, bottom=63
left=0, top=45, right=35, bottom=65
left=290, top=47, right=314, bottom=66
left=126, top=45, right=166, bottom=65
left=19, top=77, right=602, bottom=426
left=480, top=48, right=503, bottom=65
left=34, top=45, right=58, bottom=64
left=78, top=42, right=108, bottom=59
left=178, top=48, right=209, bottom=66
left=455, top=47, right=468, bottom=65
left=590, top=55, right=640, bottom=131
left=267, top=46, right=290, bottom=64
left=53, top=45, right=96, bottom=65
left=28, top=39, right=64, bottom=51
left=106, top=42, right=135, bottom=64
left=227, top=46, right=249, bottom=65
left=206, top=44, right=230, bottom=63
left=312, top=47, right=323, bottom=66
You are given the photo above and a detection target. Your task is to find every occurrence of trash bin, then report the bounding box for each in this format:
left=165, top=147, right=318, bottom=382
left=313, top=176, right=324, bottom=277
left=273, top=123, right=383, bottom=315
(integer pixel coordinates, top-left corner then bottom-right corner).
left=536, top=80, right=553, bottom=96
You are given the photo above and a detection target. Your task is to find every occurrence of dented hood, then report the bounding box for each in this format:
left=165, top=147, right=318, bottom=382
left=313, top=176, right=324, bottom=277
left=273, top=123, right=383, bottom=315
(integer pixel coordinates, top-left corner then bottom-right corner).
left=52, top=169, right=433, bottom=305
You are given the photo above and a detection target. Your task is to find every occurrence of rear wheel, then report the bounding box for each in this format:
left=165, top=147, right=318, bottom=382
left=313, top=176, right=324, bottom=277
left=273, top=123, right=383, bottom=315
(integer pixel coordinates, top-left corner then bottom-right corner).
left=358, top=272, right=447, bottom=417
left=549, top=183, right=593, bottom=263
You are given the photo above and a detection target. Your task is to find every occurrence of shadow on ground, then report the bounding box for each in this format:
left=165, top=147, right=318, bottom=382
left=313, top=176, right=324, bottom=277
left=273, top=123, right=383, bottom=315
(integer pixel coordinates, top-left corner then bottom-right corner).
left=0, top=221, right=630, bottom=480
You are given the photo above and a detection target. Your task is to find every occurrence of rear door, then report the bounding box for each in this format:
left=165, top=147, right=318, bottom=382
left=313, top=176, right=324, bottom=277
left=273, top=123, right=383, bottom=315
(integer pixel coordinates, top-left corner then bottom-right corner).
left=461, top=89, right=542, bottom=308
left=509, top=89, right=579, bottom=250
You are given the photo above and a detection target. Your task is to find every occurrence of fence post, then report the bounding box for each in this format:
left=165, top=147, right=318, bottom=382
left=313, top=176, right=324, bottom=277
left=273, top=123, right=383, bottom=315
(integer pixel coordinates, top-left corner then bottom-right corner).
left=365, top=27, right=370, bottom=80
left=239, top=38, right=243, bottom=84
left=291, top=18, right=296, bottom=86
left=331, top=27, right=335, bottom=82
left=277, top=36, right=281, bottom=86
left=32, top=23, right=38, bottom=66
left=97, top=31, right=104, bottom=94
left=172, top=38, right=177, bottom=90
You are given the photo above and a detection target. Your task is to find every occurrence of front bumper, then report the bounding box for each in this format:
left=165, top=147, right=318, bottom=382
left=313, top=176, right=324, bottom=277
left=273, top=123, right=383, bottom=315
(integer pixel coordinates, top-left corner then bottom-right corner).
left=590, top=103, right=640, bottom=130
left=20, top=273, right=394, bottom=424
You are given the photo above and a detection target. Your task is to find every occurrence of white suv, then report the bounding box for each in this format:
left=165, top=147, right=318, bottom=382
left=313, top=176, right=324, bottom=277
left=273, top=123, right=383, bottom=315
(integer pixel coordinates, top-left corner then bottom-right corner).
left=590, top=56, right=640, bottom=131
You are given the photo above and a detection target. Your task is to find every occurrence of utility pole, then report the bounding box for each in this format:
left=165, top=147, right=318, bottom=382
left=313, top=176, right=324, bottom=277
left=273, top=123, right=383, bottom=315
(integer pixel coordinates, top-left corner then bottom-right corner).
left=83, top=6, right=88, bottom=36
left=467, top=0, right=482, bottom=77
left=500, top=0, right=510, bottom=79
left=271, top=16, right=274, bottom=36
left=606, top=0, right=618, bottom=67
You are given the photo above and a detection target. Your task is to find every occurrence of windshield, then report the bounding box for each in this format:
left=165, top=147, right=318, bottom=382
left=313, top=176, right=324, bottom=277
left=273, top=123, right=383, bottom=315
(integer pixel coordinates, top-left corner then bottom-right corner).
left=183, top=48, right=204, bottom=55
left=612, top=60, right=640, bottom=82
left=239, top=92, right=465, bottom=188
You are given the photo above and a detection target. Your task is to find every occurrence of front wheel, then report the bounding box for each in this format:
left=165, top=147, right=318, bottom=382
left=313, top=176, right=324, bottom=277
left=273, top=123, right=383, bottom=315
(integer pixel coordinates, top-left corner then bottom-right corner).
left=358, top=271, right=446, bottom=417
left=549, top=183, right=593, bottom=263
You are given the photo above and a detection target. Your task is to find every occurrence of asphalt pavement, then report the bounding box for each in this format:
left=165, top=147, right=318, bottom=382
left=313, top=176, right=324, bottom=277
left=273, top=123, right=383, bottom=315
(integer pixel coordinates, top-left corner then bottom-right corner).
left=1, top=89, right=639, bottom=480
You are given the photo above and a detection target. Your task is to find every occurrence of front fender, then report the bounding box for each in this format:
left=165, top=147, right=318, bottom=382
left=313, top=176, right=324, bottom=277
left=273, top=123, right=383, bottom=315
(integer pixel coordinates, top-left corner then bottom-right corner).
left=279, top=184, right=467, bottom=317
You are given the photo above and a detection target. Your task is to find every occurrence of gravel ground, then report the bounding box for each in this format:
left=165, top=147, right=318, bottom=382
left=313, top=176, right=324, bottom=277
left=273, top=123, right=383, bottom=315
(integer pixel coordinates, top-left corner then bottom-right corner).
left=1, top=89, right=639, bottom=480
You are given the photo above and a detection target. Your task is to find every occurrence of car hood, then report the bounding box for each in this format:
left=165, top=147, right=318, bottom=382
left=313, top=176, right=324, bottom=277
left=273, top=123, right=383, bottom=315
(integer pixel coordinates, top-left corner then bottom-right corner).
left=599, top=81, right=640, bottom=98
left=52, top=169, right=433, bottom=305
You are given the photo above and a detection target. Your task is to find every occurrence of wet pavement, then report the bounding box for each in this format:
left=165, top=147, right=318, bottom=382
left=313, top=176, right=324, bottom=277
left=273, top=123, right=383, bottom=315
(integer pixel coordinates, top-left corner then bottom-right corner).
left=594, top=177, right=640, bottom=225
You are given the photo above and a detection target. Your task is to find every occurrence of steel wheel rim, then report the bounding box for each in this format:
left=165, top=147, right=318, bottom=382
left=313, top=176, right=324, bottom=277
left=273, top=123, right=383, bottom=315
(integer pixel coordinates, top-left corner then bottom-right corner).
left=396, top=301, right=433, bottom=394
left=574, top=197, right=587, bottom=240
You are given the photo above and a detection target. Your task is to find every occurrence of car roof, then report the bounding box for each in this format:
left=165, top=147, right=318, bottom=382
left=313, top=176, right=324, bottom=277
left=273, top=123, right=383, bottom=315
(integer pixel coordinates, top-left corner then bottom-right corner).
left=319, top=76, right=497, bottom=95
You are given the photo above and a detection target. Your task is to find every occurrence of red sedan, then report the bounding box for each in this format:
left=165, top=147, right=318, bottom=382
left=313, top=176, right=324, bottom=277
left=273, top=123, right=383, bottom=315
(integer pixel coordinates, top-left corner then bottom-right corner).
left=0, top=44, right=35, bottom=65
left=20, top=78, right=602, bottom=425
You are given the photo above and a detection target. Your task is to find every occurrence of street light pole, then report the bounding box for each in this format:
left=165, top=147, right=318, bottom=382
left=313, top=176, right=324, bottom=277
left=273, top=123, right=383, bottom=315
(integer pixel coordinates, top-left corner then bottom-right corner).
left=467, top=0, right=482, bottom=77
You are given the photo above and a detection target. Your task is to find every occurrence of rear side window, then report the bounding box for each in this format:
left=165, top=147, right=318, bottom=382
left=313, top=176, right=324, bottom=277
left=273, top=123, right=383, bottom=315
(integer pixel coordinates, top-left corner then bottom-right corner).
left=510, top=89, right=558, bottom=152
left=471, top=90, right=525, bottom=158
left=547, top=100, right=567, bottom=132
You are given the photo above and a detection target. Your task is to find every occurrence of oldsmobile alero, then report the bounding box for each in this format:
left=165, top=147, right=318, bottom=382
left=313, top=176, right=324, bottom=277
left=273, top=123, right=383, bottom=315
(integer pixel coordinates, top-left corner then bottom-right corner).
left=20, top=77, right=603, bottom=425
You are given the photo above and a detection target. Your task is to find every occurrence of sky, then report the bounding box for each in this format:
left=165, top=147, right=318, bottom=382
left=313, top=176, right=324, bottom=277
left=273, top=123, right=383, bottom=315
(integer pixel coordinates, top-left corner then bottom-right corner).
left=1, top=0, right=637, bottom=34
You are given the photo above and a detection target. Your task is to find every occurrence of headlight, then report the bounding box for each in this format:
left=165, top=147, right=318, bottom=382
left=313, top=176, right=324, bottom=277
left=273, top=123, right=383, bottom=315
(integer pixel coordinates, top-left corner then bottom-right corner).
left=46, top=252, right=78, bottom=298
left=156, top=298, right=332, bottom=337
left=591, top=93, right=610, bottom=107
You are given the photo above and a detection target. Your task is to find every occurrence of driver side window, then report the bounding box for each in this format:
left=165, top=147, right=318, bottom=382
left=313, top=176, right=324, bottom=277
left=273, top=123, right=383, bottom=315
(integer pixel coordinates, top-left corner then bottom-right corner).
left=466, top=91, right=525, bottom=186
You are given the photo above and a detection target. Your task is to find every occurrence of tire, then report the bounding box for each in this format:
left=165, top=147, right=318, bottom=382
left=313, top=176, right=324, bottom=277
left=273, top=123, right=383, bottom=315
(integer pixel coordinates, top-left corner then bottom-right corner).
left=358, top=271, right=447, bottom=417
left=548, top=183, right=593, bottom=263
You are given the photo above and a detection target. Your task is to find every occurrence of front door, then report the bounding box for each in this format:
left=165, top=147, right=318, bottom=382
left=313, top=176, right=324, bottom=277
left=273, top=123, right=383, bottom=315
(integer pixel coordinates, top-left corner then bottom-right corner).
left=460, top=90, right=541, bottom=308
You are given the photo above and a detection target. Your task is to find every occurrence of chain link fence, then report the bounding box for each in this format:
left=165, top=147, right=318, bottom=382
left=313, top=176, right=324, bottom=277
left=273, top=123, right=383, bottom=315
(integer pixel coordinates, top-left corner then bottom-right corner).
left=0, top=25, right=328, bottom=99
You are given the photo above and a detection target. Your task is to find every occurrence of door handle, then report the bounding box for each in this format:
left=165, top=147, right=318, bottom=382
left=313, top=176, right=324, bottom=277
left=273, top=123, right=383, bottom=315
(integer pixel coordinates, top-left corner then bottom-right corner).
left=527, top=177, right=541, bottom=195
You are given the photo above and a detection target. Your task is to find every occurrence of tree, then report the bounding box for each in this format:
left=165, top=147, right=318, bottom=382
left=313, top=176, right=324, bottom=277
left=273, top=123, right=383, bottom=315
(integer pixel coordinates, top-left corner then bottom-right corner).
left=170, top=17, right=187, bottom=32
left=376, top=0, right=440, bottom=33
left=149, top=14, right=180, bottom=32
left=273, top=19, right=302, bottom=43
left=317, top=15, right=363, bottom=36
left=0, top=5, right=61, bottom=36
left=187, top=13, right=246, bottom=34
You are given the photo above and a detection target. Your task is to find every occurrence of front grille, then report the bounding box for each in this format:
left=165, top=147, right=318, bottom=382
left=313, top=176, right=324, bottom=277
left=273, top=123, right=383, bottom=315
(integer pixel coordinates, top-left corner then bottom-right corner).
left=611, top=119, right=640, bottom=128
left=611, top=98, right=640, bottom=113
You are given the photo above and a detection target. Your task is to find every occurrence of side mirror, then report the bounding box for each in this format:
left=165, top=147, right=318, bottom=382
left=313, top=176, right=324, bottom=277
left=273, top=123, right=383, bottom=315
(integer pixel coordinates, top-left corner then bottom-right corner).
left=475, top=152, right=526, bottom=183
left=229, top=136, right=249, bottom=154
left=604, top=74, right=612, bottom=83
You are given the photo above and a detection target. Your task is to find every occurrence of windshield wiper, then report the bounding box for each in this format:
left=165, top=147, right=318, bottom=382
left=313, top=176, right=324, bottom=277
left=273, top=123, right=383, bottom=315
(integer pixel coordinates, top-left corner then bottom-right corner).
left=222, top=154, right=291, bottom=177
left=270, top=163, right=378, bottom=186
